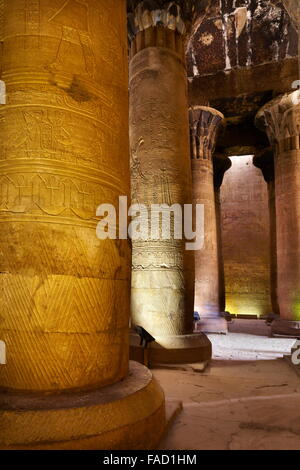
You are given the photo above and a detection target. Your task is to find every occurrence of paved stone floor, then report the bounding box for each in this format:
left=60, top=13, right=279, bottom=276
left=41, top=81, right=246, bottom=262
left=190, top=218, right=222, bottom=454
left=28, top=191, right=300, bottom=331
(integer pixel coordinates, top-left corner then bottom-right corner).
left=154, top=320, right=300, bottom=450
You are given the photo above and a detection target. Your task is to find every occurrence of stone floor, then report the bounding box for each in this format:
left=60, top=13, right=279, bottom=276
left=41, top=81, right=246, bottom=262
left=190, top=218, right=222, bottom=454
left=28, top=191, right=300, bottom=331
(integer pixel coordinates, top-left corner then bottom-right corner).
left=154, top=320, right=300, bottom=450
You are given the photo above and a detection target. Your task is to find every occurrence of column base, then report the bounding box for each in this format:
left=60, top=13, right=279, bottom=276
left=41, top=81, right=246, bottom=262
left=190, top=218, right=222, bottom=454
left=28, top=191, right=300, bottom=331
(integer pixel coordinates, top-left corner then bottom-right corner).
left=130, top=332, right=212, bottom=367
left=196, top=317, right=228, bottom=334
left=271, top=319, right=300, bottom=338
left=0, top=362, right=166, bottom=450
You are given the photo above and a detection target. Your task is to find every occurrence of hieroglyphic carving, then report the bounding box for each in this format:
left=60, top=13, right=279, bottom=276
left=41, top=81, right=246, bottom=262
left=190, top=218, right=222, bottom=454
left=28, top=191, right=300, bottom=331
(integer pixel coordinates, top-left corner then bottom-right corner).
left=131, top=138, right=172, bottom=206
left=0, top=78, right=128, bottom=176
left=130, top=138, right=147, bottom=204
left=0, top=172, right=114, bottom=223
left=159, top=166, right=172, bottom=205
left=130, top=97, right=186, bottom=203
left=25, top=0, right=40, bottom=48
left=0, top=0, right=131, bottom=397
left=0, top=97, right=128, bottom=178
left=132, top=240, right=184, bottom=271
left=129, top=27, right=195, bottom=339
left=49, top=0, right=95, bottom=79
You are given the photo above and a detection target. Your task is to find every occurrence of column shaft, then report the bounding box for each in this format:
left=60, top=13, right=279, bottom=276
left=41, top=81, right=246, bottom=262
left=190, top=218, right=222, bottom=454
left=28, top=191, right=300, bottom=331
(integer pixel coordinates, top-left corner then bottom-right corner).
left=130, top=29, right=194, bottom=338
left=189, top=107, right=226, bottom=333
left=253, top=149, right=279, bottom=317
left=0, top=0, right=131, bottom=392
left=128, top=2, right=211, bottom=364
left=213, top=154, right=232, bottom=316
left=256, top=91, right=300, bottom=336
left=276, top=141, right=300, bottom=320
left=0, top=0, right=166, bottom=450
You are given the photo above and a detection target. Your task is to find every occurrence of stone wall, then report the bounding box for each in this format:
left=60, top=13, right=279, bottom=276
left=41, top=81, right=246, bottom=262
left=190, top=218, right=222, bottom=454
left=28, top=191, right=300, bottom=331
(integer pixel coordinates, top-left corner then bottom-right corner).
left=221, top=155, right=272, bottom=317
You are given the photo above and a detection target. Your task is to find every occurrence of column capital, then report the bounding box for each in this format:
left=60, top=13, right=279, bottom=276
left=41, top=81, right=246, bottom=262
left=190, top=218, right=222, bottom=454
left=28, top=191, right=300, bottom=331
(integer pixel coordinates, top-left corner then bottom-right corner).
left=127, top=1, right=200, bottom=41
left=213, top=153, right=232, bottom=189
left=189, top=106, right=225, bottom=161
left=253, top=148, right=275, bottom=183
left=255, top=91, right=300, bottom=152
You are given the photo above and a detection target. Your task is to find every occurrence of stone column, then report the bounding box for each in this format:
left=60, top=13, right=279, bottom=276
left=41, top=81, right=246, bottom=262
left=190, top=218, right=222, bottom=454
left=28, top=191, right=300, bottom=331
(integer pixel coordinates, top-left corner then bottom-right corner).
left=213, top=153, right=232, bottom=318
left=253, top=148, right=280, bottom=318
left=256, top=91, right=300, bottom=337
left=189, top=106, right=227, bottom=334
left=0, top=0, right=165, bottom=449
left=128, top=1, right=212, bottom=365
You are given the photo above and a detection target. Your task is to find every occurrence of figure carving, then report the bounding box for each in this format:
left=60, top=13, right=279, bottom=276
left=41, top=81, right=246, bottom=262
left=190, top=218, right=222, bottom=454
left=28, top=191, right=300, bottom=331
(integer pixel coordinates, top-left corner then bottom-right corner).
left=49, top=0, right=96, bottom=78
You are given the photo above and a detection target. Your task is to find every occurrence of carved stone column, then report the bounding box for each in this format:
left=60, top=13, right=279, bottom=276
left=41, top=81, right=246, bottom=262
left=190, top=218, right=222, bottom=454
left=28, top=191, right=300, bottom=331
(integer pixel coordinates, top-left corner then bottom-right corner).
left=253, top=148, right=280, bottom=318
left=128, top=1, right=211, bottom=365
left=189, top=106, right=227, bottom=334
left=213, top=153, right=232, bottom=320
left=256, top=91, right=300, bottom=337
left=0, top=0, right=165, bottom=449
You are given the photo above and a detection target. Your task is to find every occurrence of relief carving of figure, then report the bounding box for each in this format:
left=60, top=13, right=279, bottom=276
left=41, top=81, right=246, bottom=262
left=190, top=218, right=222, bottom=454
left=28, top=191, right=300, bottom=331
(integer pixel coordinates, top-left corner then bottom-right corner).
left=159, top=166, right=172, bottom=206
left=49, top=0, right=96, bottom=78
left=131, top=138, right=147, bottom=204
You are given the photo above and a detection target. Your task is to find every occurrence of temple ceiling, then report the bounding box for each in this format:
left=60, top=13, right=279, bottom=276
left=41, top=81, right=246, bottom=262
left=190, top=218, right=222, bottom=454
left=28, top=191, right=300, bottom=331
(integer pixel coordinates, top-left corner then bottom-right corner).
left=187, top=0, right=297, bottom=77
left=127, top=1, right=298, bottom=154
left=187, top=0, right=298, bottom=154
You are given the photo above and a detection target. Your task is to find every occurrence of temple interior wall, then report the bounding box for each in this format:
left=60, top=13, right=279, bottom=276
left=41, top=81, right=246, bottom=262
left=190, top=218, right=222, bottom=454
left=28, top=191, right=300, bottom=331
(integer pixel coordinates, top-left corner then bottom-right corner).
left=221, top=155, right=272, bottom=317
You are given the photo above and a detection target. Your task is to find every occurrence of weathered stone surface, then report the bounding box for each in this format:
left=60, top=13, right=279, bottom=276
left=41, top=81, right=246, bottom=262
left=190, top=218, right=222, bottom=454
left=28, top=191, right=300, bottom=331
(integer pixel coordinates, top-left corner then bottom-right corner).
left=256, top=90, right=300, bottom=146
left=130, top=332, right=212, bottom=365
left=214, top=154, right=232, bottom=317
left=129, top=24, right=186, bottom=60
left=188, top=0, right=297, bottom=78
left=189, top=59, right=298, bottom=122
left=221, top=155, right=272, bottom=318
left=0, top=0, right=165, bottom=450
left=256, top=92, right=300, bottom=333
left=129, top=10, right=211, bottom=361
left=253, top=149, right=279, bottom=317
left=156, top=325, right=299, bottom=450
left=190, top=106, right=226, bottom=332
left=130, top=39, right=194, bottom=340
left=0, top=362, right=166, bottom=450
left=127, top=0, right=207, bottom=40
left=0, top=0, right=131, bottom=394
left=187, top=0, right=298, bottom=140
